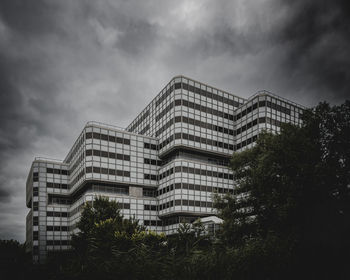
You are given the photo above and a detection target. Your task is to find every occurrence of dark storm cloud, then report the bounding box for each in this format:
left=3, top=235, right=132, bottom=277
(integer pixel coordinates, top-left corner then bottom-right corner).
left=276, top=0, right=350, bottom=102
left=0, top=0, right=61, bottom=36
left=0, top=187, right=10, bottom=202
left=0, top=0, right=349, bottom=242
left=0, top=0, right=75, bottom=241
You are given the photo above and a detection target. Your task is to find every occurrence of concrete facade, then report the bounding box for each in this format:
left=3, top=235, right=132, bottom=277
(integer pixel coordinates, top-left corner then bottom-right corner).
left=25, top=75, right=304, bottom=263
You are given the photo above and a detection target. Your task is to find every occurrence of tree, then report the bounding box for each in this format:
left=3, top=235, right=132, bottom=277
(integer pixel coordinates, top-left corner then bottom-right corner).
left=215, top=101, right=350, bottom=279
left=163, top=221, right=217, bottom=280
left=0, top=239, right=30, bottom=279
left=67, top=197, right=176, bottom=280
left=69, top=197, right=144, bottom=277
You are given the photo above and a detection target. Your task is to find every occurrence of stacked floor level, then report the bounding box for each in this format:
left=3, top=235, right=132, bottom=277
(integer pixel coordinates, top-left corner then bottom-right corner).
left=26, top=75, right=304, bottom=263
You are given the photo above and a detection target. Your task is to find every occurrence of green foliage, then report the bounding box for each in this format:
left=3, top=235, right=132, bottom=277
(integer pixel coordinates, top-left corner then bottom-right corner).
left=68, top=197, right=146, bottom=278
left=0, top=239, right=30, bottom=279
left=61, top=197, right=217, bottom=280
left=215, top=100, right=350, bottom=279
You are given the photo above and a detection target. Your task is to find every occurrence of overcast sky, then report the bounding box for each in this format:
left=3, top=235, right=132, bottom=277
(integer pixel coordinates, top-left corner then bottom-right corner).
left=0, top=0, right=349, bottom=242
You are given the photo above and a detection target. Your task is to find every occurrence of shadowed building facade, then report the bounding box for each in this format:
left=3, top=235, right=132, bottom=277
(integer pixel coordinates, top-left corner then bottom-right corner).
left=25, top=75, right=304, bottom=263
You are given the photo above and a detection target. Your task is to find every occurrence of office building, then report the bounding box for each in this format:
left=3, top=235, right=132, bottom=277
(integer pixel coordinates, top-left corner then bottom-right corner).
left=25, top=75, right=304, bottom=263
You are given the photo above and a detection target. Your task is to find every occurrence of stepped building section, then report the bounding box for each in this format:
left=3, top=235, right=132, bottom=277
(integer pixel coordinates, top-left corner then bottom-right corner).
left=26, top=76, right=304, bottom=263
